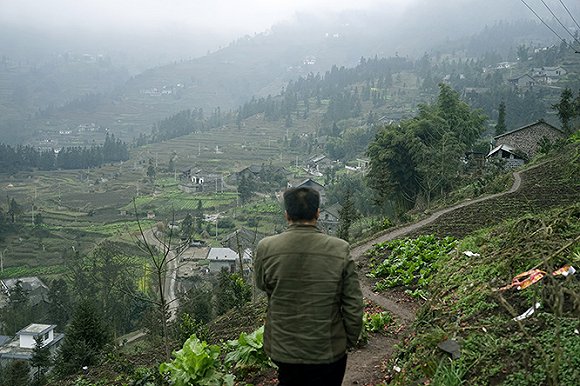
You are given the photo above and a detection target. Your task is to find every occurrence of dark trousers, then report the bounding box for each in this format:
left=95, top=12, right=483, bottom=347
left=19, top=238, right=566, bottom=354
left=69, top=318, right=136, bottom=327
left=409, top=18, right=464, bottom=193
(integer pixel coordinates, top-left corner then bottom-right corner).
left=275, top=354, right=347, bottom=386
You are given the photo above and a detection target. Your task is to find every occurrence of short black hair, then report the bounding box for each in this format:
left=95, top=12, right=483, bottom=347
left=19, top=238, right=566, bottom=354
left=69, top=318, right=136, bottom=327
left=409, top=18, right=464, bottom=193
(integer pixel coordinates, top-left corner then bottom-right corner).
left=283, top=187, right=320, bottom=221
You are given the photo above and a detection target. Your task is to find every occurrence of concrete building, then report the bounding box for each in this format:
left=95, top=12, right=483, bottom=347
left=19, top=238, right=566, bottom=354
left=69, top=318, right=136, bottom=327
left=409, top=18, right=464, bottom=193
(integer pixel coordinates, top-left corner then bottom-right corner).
left=0, top=324, right=64, bottom=364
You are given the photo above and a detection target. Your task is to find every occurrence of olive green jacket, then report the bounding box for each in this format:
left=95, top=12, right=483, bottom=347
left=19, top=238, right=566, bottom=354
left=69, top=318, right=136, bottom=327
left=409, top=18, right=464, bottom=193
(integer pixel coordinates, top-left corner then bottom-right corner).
left=254, top=224, right=363, bottom=364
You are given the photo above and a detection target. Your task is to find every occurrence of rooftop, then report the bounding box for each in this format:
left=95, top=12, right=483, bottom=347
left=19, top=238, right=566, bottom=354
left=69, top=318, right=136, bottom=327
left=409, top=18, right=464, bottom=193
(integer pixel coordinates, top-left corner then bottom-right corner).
left=1, top=276, right=48, bottom=293
left=0, top=333, right=64, bottom=360
left=207, top=248, right=251, bottom=262
left=17, top=323, right=56, bottom=336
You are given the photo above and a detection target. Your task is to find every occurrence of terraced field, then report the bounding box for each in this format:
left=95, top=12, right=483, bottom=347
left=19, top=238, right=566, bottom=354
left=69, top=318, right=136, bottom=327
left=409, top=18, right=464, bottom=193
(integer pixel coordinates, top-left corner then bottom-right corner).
left=405, top=156, right=580, bottom=239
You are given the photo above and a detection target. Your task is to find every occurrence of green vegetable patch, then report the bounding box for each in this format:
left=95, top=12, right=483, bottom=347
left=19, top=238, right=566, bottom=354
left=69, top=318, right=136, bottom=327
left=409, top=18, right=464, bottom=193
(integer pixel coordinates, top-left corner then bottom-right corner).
left=367, top=234, right=457, bottom=299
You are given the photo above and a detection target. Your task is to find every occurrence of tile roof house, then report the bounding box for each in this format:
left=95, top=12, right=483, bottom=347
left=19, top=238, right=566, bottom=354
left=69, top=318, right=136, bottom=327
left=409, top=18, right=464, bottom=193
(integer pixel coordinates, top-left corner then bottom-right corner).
left=507, top=74, right=536, bottom=90
left=492, top=120, right=565, bottom=159
left=221, top=228, right=265, bottom=252
left=289, top=178, right=326, bottom=204
left=0, top=277, right=49, bottom=308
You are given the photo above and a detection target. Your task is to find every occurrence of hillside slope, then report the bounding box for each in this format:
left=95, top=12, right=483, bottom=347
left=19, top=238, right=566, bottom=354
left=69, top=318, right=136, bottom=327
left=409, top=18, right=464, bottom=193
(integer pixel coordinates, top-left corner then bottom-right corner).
left=346, top=143, right=579, bottom=385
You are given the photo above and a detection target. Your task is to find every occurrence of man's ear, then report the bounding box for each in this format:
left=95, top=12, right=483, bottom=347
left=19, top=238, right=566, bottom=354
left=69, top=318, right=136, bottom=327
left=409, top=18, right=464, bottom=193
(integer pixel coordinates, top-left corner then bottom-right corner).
left=284, top=210, right=289, bottom=221
left=315, top=208, right=320, bottom=219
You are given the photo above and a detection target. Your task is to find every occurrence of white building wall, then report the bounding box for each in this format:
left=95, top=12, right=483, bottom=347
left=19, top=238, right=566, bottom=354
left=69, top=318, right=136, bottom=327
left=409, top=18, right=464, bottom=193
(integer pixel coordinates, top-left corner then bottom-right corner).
left=18, top=328, right=54, bottom=348
left=19, top=334, right=36, bottom=349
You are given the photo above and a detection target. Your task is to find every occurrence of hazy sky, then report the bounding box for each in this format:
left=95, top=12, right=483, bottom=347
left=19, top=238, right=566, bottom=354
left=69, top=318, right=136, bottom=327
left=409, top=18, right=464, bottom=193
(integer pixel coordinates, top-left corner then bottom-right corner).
left=2, top=0, right=573, bottom=68
left=0, top=0, right=408, bottom=35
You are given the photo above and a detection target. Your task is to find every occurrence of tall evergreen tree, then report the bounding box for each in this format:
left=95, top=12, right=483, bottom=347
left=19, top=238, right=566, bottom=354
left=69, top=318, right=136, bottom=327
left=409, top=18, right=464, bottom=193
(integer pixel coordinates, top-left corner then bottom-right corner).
left=7, top=197, right=22, bottom=223
left=47, top=279, right=71, bottom=332
left=30, top=335, right=52, bottom=385
left=553, top=88, right=576, bottom=134
left=146, top=159, right=156, bottom=183
left=181, top=213, right=194, bottom=239
left=238, top=175, right=255, bottom=204
left=214, top=271, right=252, bottom=316
left=367, top=128, right=418, bottom=215
left=194, top=200, right=204, bottom=234
left=0, top=280, right=33, bottom=336
left=495, top=101, right=507, bottom=136
left=336, top=190, right=358, bottom=242
left=54, top=300, right=113, bottom=377
left=367, top=84, right=486, bottom=212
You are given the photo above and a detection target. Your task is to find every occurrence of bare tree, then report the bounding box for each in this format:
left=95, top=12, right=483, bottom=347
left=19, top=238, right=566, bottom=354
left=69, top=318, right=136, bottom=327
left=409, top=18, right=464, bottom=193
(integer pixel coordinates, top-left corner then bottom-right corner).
left=131, top=200, right=191, bottom=360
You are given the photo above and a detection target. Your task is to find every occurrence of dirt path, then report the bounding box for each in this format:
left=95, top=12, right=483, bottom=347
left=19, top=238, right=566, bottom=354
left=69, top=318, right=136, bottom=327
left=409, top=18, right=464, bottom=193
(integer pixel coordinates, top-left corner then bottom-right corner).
left=341, top=170, right=524, bottom=385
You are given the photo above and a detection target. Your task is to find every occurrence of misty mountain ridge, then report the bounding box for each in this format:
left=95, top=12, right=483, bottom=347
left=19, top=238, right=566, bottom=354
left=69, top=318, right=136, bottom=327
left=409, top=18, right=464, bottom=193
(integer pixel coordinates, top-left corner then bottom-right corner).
left=0, top=1, right=574, bottom=144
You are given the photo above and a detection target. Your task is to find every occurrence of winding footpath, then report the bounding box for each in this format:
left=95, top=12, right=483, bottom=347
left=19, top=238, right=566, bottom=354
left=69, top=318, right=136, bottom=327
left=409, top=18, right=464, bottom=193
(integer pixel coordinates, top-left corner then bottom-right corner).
left=342, top=169, right=525, bottom=385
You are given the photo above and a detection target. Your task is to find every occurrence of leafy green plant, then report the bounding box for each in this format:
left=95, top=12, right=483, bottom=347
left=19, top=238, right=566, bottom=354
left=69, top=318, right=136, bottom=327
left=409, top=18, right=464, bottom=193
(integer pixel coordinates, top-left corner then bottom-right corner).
left=363, top=311, right=393, bottom=333
left=358, top=302, right=397, bottom=346
left=159, top=335, right=234, bottom=386
left=368, top=235, right=457, bottom=298
left=224, top=326, right=275, bottom=372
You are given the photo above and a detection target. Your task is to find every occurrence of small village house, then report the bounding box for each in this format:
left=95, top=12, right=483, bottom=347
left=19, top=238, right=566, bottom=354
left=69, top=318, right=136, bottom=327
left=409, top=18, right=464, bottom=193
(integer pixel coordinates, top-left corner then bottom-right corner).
left=0, top=324, right=64, bottom=367
left=0, top=277, right=49, bottom=308
left=228, top=164, right=290, bottom=185
left=207, top=247, right=252, bottom=274
left=221, top=228, right=265, bottom=252
left=492, top=120, right=565, bottom=160
left=486, top=144, right=526, bottom=168
left=289, top=178, right=326, bottom=204
left=179, top=168, right=224, bottom=194
left=318, top=203, right=342, bottom=235
left=507, top=74, right=536, bottom=90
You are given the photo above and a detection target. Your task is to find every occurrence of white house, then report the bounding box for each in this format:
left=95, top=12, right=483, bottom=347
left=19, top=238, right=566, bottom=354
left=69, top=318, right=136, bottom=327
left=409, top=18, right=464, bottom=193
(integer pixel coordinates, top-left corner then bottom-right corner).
left=0, top=323, right=64, bottom=365
left=207, top=247, right=252, bottom=273
left=17, top=324, right=56, bottom=349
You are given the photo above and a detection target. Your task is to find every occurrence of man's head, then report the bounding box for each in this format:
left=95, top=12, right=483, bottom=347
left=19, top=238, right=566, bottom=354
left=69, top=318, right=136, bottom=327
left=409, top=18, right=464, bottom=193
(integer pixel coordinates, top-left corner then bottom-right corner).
left=283, top=187, right=320, bottom=223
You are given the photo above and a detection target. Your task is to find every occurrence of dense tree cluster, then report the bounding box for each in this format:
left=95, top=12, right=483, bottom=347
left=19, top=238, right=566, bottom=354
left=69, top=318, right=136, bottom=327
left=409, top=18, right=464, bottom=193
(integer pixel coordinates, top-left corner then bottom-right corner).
left=0, top=133, right=128, bottom=172
left=135, top=107, right=233, bottom=146
left=367, top=84, right=486, bottom=214
left=151, top=108, right=205, bottom=142
left=235, top=56, right=411, bottom=126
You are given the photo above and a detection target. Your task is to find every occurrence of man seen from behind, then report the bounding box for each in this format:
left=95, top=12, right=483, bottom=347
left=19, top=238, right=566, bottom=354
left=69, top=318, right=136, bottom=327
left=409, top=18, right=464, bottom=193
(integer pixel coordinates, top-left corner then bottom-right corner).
left=254, top=187, right=364, bottom=386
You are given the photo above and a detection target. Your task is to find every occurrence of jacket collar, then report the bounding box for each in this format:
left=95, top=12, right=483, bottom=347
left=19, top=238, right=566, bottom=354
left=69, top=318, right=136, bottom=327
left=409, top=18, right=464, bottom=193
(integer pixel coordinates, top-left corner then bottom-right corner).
left=287, top=223, right=322, bottom=232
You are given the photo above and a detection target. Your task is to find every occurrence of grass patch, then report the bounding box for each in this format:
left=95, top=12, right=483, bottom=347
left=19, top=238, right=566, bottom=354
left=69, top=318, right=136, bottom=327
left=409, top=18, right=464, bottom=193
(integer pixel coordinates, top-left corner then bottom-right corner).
left=388, top=204, right=580, bottom=385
